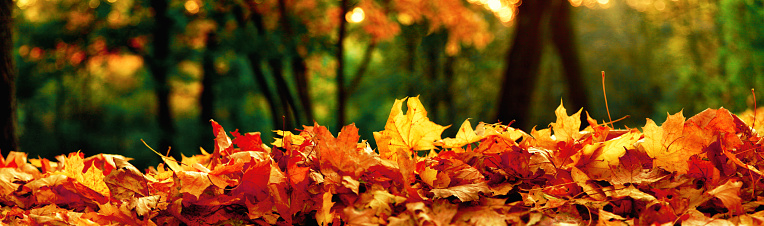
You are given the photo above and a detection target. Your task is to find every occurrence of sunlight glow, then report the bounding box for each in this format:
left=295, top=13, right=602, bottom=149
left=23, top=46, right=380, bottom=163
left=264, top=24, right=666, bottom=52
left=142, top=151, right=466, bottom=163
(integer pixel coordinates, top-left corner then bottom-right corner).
left=185, top=0, right=200, bottom=14
left=346, top=7, right=365, bottom=23
left=569, top=0, right=583, bottom=7
left=398, top=13, right=413, bottom=25
left=486, top=0, right=502, bottom=11
left=498, top=7, right=513, bottom=23
left=89, top=0, right=100, bottom=8
left=654, top=0, right=666, bottom=10
left=597, top=0, right=609, bottom=4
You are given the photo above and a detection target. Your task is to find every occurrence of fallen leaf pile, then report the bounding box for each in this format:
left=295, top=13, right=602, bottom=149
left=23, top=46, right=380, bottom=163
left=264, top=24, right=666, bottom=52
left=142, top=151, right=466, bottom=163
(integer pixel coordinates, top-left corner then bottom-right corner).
left=3, top=96, right=764, bottom=225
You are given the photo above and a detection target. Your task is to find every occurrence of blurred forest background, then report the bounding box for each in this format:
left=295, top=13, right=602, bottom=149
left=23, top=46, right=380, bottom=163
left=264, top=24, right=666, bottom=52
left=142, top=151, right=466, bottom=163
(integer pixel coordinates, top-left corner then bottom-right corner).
left=2, top=0, right=764, bottom=169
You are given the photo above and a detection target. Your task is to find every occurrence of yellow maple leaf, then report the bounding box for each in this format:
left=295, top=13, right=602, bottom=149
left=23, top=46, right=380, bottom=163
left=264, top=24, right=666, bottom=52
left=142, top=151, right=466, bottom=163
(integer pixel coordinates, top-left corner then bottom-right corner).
left=579, top=130, right=641, bottom=179
left=374, top=96, right=449, bottom=160
left=641, top=111, right=704, bottom=174
left=550, top=101, right=584, bottom=142
left=54, top=153, right=110, bottom=197
left=436, top=119, right=480, bottom=149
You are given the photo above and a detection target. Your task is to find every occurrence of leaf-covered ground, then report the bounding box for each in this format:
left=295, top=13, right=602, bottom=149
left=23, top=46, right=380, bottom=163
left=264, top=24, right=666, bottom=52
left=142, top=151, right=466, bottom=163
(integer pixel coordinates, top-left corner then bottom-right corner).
left=2, top=96, right=764, bottom=225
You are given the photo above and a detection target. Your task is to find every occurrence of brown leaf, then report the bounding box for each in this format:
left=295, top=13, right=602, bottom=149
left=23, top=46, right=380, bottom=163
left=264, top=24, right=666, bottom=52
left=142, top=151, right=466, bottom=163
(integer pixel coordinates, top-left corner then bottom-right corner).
left=104, top=157, right=149, bottom=200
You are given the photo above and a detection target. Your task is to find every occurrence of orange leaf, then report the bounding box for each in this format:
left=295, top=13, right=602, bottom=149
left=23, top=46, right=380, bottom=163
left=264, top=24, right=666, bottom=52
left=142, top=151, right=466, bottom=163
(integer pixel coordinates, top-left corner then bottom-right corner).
left=641, top=111, right=703, bottom=174
left=707, top=179, right=743, bottom=215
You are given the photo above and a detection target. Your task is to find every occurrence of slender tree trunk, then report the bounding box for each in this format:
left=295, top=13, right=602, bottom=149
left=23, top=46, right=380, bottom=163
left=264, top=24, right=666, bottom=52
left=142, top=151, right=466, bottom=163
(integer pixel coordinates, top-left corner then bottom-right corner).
left=423, top=33, right=442, bottom=122
left=443, top=56, right=456, bottom=128
left=201, top=32, right=217, bottom=124
left=150, top=0, right=175, bottom=157
left=199, top=30, right=218, bottom=152
left=268, top=60, right=297, bottom=129
left=237, top=6, right=294, bottom=130
left=278, top=0, right=313, bottom=125
left=550, top=0, right=587, bottom=113
left=248, top=55, right=284, bottom=129
left=496, top=0, right=549, bottom=130
left=336, top=0, right=347, bottom=130
left=0, top=0, right=17, bottom=154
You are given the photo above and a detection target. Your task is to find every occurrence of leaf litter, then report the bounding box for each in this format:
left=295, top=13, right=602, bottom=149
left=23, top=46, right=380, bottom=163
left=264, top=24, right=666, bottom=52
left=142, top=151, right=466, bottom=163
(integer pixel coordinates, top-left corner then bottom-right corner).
left=2, top=96, right=764, bottom=225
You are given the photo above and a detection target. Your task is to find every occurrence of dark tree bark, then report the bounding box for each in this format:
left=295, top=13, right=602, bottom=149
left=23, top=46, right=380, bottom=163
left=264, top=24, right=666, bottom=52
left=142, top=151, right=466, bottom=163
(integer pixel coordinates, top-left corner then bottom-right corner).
left=239, top=6, right=296, bottom=130
left=496, top=0, right=549, bottom=129
left=443, top=56, right=456, bottom=127
left=496, top=0, right=587, bottom=130
left=149, top=0, right=176, bottom=157
left=336, top=0, right=348, bottom=130
left=550, top=1, right=587, bottom=113
left=277, top=0, right=313, bottom=125
left=201, top=32, right=217, bottom=125
left=0, top=0, right=17, bottom=154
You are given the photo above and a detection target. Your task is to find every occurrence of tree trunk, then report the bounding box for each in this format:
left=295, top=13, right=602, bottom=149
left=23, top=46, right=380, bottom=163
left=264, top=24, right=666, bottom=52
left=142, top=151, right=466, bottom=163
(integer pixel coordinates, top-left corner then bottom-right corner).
left=238, top=7, right=294, bottom=130
left=0, top=0, right=16, bottom=154
left=550, top=0, right=587, bottom=113
left=201, top=32, right=217, bottom=125
left=336, top=0, right=347, bottom=130
left=150, top=0, right=175, bottom=157
left=278, top=0, right=313, bottom=126
left=496, top=0, right=549, bottom=130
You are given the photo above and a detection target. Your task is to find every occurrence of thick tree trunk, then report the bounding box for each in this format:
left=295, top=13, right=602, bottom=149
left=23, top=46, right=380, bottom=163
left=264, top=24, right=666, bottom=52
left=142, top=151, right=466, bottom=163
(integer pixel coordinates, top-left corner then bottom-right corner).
left=0, top=0, right=17, bottom=154
left=496, top=0, right=549, bottom=129
left=150, top=0, right=175, bottom=157
left=336, top=0, right=347, bottom=130
left=550, top=0, right=588, bottom=113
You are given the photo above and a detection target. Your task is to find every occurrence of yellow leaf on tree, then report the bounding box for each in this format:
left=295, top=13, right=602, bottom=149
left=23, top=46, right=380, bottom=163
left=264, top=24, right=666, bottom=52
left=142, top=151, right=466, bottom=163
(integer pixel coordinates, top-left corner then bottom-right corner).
left=374, top=96, right=448, bottom=161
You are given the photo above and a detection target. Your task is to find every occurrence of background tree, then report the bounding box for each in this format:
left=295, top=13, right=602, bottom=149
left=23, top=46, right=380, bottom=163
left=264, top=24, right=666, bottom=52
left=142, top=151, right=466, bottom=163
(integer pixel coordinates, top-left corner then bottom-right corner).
left=496, top=0, right=587, bottom=130
left=1, top=0, right=16, bottom=155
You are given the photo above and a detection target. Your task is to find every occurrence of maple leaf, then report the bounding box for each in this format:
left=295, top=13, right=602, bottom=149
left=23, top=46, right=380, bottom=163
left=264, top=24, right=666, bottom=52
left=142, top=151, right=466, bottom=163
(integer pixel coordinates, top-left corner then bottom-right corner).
left=610, top=148, right=667, bottom=185
left=550, top=101, right=584, bottom=142
left=431, top=182, right=490, bottom=202
left=104, top=157, right=149, bottom=200
left=641, top=111, right=704, bottom=174
left=231, top=130, right=266, bottom=153
left=436, top=119, right=481, bottom=149
left=374, top=96, right=449, bottom=161
left=176, top=171, right=212, bottom=199
left=570, top=167, right=606, bottom=201
left=578, top=130, right=640, bottom=180
left=54, top=152, right=110, bottom=198
left=316, top=191, right=335, bottom=226
left=315, top=123, right=378, bottom=178
left=707, top=179, right=743, bottom=215
left=0, top=168, right=34, bottom=196
left=368, top=190, right=406, bottom=216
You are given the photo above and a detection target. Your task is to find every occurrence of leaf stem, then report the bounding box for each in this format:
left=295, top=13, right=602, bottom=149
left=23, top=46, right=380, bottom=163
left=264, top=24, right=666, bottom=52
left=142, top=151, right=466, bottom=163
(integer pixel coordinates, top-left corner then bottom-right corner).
left=602, top=71, right=613, bottom=127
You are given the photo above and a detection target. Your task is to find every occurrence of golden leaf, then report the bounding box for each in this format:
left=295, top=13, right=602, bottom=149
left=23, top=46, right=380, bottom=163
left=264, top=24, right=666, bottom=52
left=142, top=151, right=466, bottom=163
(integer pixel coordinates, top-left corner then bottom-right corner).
left=374, top=96, right=449, bottom=161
